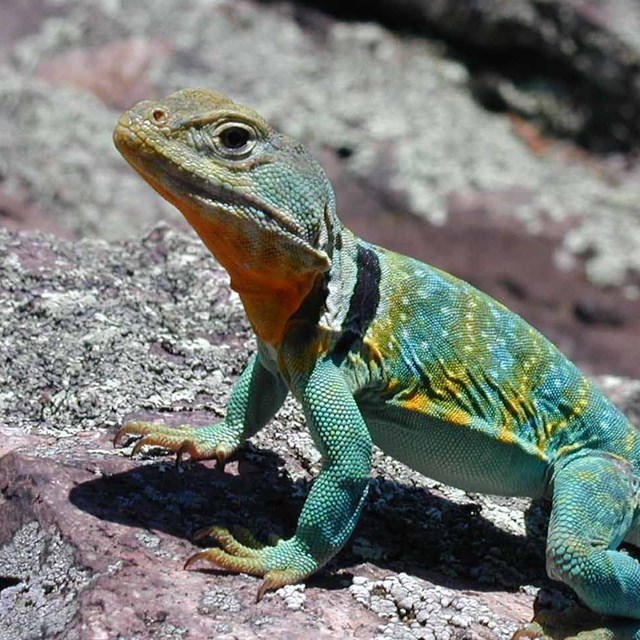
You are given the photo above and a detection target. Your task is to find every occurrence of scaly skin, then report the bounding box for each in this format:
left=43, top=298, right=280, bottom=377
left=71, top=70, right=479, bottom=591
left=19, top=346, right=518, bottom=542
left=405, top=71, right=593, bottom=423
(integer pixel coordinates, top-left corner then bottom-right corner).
left=113, top=89, right=640, bottom=630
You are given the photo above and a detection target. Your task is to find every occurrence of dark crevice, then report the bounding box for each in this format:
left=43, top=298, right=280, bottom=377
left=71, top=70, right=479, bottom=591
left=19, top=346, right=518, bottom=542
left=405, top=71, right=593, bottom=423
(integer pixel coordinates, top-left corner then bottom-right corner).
left=0, top=576, right=21, bottom=591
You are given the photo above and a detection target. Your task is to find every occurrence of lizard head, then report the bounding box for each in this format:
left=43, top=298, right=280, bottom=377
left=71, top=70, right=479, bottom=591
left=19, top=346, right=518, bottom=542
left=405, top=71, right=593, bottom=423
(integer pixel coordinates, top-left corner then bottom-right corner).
left=114, top=89, right=337, bottom=344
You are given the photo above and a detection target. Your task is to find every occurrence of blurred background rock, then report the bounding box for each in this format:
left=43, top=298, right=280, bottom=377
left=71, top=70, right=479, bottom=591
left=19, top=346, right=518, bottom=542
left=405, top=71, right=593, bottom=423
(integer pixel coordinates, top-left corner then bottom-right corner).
left=1, top=0, right=639, bottom=376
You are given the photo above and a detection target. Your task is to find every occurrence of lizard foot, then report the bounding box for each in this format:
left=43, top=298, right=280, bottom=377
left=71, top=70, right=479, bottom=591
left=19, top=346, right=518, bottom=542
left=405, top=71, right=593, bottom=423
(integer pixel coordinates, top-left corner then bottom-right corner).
left=185, top=525, right=318, bottom=601
left=114, top=421, right=233, bottom=465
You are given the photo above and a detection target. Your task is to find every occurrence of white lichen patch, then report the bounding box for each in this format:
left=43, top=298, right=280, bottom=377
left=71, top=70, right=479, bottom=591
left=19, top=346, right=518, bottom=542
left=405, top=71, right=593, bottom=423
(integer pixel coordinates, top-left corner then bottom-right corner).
left=350, top=573, right=518, bottom=640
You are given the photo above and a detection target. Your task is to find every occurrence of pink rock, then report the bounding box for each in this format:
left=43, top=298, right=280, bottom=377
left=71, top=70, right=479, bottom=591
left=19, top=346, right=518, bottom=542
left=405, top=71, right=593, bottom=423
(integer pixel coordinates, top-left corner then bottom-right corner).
left=37, top=40, right=170, bottom=109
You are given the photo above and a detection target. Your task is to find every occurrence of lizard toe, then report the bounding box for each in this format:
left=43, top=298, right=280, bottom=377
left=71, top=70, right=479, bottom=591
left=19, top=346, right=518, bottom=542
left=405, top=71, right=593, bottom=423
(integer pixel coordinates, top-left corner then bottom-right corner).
left=184, top=547, right=266, bottom=575
left=114, top=421, right=228, bottom=461
left=184, top=546, right=311, bottom=602
left=194, top=526, right=262, bottom=557
left=228, top=525, right=281, bottom=550
left=185, top=530, right=319, bottom=601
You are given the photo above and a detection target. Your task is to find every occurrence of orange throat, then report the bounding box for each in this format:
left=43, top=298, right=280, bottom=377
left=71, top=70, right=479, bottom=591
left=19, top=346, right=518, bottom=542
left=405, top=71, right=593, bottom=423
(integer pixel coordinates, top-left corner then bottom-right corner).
left=234, top=279, right=313, bottom=345
left=174, top=201, right=318, bottom=346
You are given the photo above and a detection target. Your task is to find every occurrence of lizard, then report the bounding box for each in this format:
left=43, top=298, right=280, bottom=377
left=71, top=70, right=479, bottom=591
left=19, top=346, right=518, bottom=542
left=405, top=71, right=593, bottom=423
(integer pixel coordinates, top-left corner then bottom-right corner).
left=112, top=88, right=640, bottom=626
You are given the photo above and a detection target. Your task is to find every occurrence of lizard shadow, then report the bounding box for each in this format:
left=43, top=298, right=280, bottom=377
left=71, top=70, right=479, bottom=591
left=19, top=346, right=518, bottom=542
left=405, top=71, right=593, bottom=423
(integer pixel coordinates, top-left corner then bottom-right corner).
left=347, top=476, right=553, bottom=596
left=69, top=442, right=562, bottom=598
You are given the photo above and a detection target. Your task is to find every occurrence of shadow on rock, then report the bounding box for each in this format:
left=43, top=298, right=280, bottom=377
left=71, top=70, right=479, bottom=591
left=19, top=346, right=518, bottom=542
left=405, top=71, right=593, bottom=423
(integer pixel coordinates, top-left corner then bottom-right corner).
left=68, top=445, right=298, bottom=544
left=70, top=446, right=553, bottom=597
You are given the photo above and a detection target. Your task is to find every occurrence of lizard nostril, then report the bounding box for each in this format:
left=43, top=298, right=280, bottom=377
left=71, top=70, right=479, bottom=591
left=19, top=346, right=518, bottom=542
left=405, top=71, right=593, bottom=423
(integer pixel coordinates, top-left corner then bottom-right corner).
left=151, top=108, right=168, bottom=125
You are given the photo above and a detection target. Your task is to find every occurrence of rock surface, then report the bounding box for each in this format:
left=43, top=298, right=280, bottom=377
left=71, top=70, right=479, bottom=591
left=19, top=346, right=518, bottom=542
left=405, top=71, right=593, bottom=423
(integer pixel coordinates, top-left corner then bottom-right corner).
left=2, top=0, right=640, bottom=290
left=1, top=226, right=640, bottom=639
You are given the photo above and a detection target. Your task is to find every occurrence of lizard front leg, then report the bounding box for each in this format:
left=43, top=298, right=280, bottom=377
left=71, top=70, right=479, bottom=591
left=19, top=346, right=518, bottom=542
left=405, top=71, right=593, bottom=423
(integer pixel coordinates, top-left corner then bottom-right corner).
left=115, top=351, right=288, bottom=465
left=186, top=357, right=373, bottom=600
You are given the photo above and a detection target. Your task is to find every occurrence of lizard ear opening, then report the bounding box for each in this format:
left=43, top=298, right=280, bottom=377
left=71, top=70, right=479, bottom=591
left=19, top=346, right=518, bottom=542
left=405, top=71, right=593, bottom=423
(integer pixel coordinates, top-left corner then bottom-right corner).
left=151, top=108, right=168, bottom=125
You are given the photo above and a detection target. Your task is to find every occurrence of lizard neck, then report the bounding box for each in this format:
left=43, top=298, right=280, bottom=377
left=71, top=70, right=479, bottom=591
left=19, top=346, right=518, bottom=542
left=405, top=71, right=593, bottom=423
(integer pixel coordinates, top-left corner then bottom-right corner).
left=278, top=226, right=370, bottom=357
left=243, top=217, right=351, bottom=351
left=234, top=279, right=318, bottom=346
left=180, top=206, right=329, bottom=347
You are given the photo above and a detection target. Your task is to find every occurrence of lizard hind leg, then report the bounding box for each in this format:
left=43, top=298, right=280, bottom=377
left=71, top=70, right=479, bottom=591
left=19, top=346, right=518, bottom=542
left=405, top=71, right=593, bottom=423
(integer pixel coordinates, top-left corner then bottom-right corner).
left=546, top=451, right=640, bottom=620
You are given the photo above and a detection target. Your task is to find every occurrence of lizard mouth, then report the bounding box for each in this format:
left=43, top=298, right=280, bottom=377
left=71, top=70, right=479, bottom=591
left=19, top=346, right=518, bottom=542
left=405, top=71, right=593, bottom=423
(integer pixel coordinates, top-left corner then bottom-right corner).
left=114, top=116, right=318, bottom=248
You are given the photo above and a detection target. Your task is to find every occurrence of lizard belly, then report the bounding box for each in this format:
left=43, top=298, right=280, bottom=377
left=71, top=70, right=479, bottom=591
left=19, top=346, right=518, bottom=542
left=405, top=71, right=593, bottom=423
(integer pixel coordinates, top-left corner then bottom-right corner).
left=362, top=406, right=549, bottom=497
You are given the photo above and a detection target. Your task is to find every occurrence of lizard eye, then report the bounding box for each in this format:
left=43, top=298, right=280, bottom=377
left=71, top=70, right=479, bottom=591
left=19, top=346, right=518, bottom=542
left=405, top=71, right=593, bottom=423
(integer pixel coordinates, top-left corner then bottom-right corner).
left=213, top=122, right=257, bottom=158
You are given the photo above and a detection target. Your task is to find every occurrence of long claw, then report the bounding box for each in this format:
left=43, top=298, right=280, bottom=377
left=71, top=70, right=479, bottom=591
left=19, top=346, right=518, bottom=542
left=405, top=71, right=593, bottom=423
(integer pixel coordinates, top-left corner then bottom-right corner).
left=256, top=570, right=298, bottom=602
left=184, top=549, right=212, bottom=571
left=193, top=525, right=217, bottom=542
left=114, top=421, right=175, bottom=448
left=131, top=434, right=168, bottom=456
left=114, top=422, right=142, bottom=446
left=256, top=579, right=271, bottom=603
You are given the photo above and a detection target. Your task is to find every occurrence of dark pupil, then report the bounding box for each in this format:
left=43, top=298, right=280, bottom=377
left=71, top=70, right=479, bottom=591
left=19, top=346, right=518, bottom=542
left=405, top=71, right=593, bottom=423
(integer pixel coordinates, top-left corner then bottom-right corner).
left=221, top=127, right=249, bottom=149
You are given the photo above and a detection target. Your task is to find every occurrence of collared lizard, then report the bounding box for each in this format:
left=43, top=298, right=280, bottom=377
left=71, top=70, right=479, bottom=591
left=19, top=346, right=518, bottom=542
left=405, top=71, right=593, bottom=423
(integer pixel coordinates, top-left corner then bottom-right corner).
left=113, top=89, right=640, bottom=629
